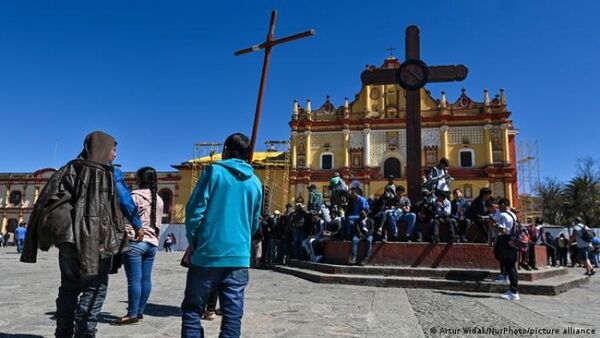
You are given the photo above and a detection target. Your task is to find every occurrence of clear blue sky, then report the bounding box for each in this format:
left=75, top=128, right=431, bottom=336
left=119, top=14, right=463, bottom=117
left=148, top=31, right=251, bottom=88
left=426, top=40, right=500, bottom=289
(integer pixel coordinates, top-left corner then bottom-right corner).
left=1, top=1, right=598, bottom=182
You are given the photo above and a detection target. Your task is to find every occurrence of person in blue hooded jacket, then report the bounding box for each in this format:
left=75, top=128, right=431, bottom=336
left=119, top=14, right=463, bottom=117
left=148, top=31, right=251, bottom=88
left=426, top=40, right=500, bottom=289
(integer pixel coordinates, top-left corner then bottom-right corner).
left=181, top=133, right=262, bottom=338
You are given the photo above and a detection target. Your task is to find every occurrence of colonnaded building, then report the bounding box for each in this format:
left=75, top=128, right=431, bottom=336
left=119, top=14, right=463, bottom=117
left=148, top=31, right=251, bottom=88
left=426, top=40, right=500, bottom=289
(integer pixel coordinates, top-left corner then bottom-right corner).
left=0, top=56, right=519, bottom=231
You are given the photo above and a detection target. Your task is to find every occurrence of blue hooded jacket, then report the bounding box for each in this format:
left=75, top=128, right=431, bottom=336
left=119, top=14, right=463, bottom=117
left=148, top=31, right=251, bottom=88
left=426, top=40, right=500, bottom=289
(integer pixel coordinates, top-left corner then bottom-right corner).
left=185, top=158, right=262, bottom=267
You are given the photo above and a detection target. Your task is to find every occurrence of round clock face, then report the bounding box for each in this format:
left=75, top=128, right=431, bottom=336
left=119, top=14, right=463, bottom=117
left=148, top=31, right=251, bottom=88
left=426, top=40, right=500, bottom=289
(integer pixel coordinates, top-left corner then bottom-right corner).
left=397, top=59, right=429, bottom=90
left=370, top=87, right=380, bottom=100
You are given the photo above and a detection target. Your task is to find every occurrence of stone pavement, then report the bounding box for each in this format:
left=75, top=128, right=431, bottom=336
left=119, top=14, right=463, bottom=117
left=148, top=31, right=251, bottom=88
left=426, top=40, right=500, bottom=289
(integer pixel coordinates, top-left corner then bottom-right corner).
left=0, top=247, right=598, bottom=337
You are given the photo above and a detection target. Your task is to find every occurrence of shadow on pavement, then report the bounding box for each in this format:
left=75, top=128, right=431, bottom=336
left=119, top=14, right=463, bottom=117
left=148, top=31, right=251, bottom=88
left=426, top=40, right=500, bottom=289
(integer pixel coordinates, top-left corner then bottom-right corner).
left=0, top=335, right=46, bottom=338
left=433, top=290, right=494, bottom=298
left=143, top=303, right=182, bottom=317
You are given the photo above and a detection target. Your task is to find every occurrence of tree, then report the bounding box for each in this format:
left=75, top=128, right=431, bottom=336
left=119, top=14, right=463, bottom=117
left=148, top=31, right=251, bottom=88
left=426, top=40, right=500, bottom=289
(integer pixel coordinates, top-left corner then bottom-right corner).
left=562, top=157, right=600, bottom=226
left=537, top=177, right=565, bottom=225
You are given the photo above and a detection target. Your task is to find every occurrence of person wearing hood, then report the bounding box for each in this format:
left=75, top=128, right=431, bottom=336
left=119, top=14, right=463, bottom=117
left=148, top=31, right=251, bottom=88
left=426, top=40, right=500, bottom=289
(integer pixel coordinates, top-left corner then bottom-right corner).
left=20, top=131, right=142, bottom=338
left=113, top=167, right=164, bottom=325
left=181, top=133, right=262, bottom=338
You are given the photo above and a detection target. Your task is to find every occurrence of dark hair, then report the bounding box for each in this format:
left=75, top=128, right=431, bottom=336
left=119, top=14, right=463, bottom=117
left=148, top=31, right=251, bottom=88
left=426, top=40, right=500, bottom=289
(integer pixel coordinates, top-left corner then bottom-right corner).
left=136, top=167, right=159, bottom=234
left=387, top=175, right=395, bottom=180
left=396, top=185, right=405, bottom=193
left=223, top=133, right=251, bottom=160
left=439, top=158, right=450, bottom=167
left=498, top=197, right=511, bottom=207
left=453, top=188, right=462, bottom=194
left=479, top=187, right=492, bottom=197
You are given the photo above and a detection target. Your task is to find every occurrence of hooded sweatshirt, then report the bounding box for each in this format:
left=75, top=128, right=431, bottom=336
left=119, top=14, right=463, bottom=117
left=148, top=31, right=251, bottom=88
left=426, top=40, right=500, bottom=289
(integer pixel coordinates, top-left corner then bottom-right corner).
left=125, top=189, right=164, bottom=247
left=186, top=158, right=262, bottom=267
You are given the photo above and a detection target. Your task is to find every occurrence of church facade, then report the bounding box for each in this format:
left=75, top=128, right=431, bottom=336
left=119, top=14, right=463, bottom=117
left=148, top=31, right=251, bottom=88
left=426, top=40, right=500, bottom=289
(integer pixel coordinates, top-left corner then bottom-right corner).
left=289, top=56, right=518, bottom=205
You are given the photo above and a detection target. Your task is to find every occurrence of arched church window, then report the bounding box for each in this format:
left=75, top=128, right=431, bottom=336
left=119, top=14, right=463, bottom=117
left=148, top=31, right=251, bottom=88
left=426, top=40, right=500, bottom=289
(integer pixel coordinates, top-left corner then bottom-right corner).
left=383, top=158, right=401, bottom=178
left=321, top=153, right=334, bottom=170
left=9, top=190, right=22, bottom=206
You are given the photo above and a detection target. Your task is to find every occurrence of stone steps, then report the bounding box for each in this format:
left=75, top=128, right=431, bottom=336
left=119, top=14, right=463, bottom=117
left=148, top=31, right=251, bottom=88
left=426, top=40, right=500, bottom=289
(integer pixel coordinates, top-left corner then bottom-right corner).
left=287, top=259, right=568, bottom=282
left=274, top=261, right=590, bottom=296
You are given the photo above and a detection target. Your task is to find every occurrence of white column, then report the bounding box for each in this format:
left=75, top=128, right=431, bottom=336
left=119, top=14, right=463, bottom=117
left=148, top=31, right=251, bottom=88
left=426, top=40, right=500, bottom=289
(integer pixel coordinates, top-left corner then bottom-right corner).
left=290, top=131, right=297, bottom=169
left=305, top=131, right=312, bottom=168
left=342, top=129, right=350, bottom=168
left=363, top=128, right=371, bottom=167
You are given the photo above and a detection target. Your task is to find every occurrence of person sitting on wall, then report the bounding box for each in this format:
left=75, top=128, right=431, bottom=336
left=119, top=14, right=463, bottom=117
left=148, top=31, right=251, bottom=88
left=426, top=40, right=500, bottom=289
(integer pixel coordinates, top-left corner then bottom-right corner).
left=426, top=158, right=452, bottom=197
left=385, top=186, right=418, bottom=242
left=431, top=190, right=457, bottom=244
left=451, top=188, right=471, bottom=243
left=348, top=210, right=375, bottom=266
left=344, top=187, right=369, bottom=241
left=466, top=187, right=493, bottom=243
left=302, top=211, right=326, bottom=262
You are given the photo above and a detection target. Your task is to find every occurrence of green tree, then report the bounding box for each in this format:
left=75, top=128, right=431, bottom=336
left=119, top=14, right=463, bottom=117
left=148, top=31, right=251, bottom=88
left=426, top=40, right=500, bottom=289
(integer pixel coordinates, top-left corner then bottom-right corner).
left=537, top=177, right=565, bottom=225
left=562, top=157, right=600, bottom=226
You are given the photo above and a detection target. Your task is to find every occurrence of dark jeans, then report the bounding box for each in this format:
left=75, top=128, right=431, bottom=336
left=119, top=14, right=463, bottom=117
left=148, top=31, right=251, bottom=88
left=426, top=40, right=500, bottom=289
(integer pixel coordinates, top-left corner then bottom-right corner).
left=268, top=239, right=281, bottom=264
left=431, top=217, right=457, bottom=242
left=558, top=248, right=568, bottom=266
left=292, top=229, right=305, bottom=259
left=181, top=266, right=249, bottom=338
left=350, top=235, right=373, bottom=261
left=123, top=241, right=158, bottom=318
left=527, top=243, right=537, bottom=268
left=546, top=245, right=557, bottom=266
left=496, top=235, right=518, bottom=294
left=55, top=244, right=110, bottom=338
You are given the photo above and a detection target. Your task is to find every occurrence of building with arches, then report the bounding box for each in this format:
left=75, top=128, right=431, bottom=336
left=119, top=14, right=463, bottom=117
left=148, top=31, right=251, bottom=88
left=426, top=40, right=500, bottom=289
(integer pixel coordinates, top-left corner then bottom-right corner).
left=0, top=169, right=179, bottom=235
left=289, top=56, right=518, bottom=205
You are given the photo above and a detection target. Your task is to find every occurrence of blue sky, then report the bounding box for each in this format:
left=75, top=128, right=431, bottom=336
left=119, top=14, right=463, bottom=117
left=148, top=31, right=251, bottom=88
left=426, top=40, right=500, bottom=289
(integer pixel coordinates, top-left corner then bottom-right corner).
left=0, top=1, right=598, bottom=182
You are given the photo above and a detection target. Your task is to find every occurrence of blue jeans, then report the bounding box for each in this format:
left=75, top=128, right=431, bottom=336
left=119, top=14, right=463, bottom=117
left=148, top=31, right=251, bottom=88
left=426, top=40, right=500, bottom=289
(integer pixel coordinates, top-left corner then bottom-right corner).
left=345, top=215, right=360, bottom=240
left=268, top=239, right=281, bottom=264
left=55, top=244, right=110, bottom=338
left=181, top=266, right=249, bottom=338
left=399, top=212, right=419, bottom=239
left=351, top=235, right=373, bottom=260
left=16, top=238, right=24, bottom=253
left=292, top=229, right=305, bottom=259
left=123, top=241, right=157, bottom=318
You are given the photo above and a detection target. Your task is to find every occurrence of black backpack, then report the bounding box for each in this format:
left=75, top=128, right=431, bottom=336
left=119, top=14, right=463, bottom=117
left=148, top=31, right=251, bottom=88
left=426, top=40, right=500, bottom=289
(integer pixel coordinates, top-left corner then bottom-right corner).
left=581, top=226, right=595, bottom=243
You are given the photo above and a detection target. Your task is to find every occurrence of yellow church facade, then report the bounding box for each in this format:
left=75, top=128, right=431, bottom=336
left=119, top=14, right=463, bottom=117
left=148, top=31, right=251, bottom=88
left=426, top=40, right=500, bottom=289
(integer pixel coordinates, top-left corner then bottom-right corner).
left=288, top=56, right=518, bottom=206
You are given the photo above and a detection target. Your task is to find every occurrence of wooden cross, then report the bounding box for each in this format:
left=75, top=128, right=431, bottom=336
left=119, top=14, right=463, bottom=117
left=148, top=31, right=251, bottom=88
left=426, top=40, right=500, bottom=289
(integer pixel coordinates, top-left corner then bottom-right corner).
left=361, top=25, right=468, bottom=202
left=234, top=10, right=315, bottom=163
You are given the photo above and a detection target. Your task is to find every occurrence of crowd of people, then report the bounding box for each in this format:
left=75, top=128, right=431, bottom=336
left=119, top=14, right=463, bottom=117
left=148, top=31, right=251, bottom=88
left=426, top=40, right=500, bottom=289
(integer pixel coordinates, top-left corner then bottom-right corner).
left=14, top=132, right=600, bottom=336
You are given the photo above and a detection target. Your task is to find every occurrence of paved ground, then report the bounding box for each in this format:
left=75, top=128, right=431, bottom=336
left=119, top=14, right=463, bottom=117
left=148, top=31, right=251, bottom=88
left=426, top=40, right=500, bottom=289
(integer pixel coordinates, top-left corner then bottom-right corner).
left=0, top=247, right=599, bottom=337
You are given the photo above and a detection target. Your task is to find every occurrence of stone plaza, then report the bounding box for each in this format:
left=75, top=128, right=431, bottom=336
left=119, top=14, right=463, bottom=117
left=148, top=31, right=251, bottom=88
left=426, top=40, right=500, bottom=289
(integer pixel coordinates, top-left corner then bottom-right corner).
left=1, top=247, right=598, bottom=338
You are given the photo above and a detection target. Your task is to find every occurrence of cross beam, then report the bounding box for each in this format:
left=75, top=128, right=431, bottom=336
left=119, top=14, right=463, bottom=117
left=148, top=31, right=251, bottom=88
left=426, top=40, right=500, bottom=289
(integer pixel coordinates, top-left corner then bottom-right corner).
left=361, top=25, right=468, bottom=203
left=234, top=10, right=315, bottom=163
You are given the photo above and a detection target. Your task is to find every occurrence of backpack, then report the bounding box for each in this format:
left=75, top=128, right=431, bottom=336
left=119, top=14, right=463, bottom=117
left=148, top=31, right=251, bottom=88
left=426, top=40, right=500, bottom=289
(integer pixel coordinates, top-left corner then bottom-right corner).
left=505, top=212, right=529, bottom=252
left=581, top=225, right=595, bottom=243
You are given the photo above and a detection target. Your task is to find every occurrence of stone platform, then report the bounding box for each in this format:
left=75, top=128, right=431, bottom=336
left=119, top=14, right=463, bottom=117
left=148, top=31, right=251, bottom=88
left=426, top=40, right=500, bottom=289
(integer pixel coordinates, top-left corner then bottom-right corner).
left=275, top=260, right=590, bottom=296
left=322, top=241, right=548, bottom=269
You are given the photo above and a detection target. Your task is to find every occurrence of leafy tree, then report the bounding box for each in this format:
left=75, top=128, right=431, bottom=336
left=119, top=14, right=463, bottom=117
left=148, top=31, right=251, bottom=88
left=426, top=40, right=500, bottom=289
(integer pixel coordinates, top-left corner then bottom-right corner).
left=537, top=177, right=565, bottom=225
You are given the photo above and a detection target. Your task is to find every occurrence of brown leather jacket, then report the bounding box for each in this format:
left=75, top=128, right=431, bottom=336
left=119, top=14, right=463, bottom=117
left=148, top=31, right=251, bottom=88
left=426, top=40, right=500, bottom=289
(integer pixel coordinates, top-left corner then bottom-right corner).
left=21, top=159, right=126, bottom=276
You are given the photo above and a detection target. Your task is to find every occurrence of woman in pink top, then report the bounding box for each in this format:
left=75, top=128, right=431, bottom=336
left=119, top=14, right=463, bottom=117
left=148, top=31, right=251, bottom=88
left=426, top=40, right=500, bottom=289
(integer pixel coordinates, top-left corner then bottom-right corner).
left=113, top=167, right=164, bottom=325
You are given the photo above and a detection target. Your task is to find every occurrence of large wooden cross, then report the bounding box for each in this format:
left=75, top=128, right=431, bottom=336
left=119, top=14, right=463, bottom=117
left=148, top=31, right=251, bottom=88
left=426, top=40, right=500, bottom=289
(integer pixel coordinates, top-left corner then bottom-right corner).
left=235, top=10, right=315, bottom=163
left=361, top=25, right=468, bottom=202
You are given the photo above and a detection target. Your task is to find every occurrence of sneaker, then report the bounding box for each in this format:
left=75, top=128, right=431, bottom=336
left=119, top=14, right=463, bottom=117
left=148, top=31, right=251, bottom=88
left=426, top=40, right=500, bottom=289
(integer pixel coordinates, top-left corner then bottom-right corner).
left=359, top=257, right=369, bottom=266
left=314, top=255, right=323, bottom=262
left=500, top=291, right=520, bottom=301
left=493, top=274, right=509, bottom=284
left=382, top=237, right=388, bottom=243
left=111, top=316, right=139, bottom=326
left=348, top=257, right=357, bottom=265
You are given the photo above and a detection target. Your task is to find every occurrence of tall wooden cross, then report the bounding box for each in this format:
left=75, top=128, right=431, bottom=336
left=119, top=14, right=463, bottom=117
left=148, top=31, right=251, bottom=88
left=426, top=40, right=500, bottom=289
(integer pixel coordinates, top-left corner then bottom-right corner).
left=234, top=10, right=315, bottom=163
left=361, top=25, right=468, bottom=202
